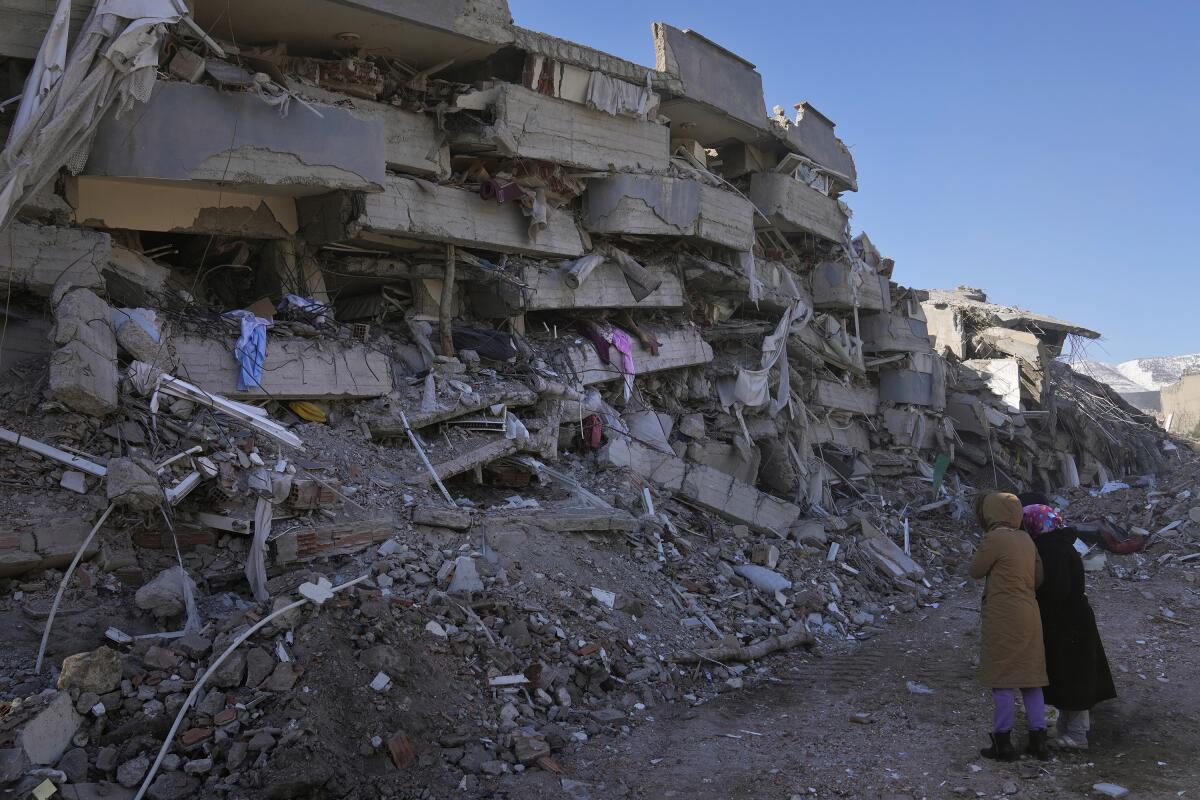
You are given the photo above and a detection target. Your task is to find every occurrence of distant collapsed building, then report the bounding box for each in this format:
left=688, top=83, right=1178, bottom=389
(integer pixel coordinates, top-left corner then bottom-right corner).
left=1163, top=373, right=1200, bottom=438
left=0, top=1, right=1175, bottom=576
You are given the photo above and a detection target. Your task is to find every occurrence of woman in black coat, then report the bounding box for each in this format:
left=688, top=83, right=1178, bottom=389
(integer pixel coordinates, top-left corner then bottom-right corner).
left=1021, top=504, right=1117, bottom=749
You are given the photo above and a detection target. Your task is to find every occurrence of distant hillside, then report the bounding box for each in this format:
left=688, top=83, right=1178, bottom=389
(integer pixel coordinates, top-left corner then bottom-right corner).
left=1070, top=360, right=1152, bottom=394
left=1116, top=354, right=1200, bottom=390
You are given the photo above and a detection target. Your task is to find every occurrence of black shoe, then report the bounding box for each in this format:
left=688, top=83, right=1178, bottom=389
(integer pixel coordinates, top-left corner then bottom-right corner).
left=981, top=731, right=1018, bottom=762
left=1026, top=728, right=1050, bottom=760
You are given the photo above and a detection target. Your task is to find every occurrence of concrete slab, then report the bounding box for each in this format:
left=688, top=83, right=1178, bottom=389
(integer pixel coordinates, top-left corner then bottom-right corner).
left=878, top=368, right=936, bottom=407
left=454, top=83, right=669, bottom=172
left=600, top=439, right=801, bottom=535
left=0, top=222, right=110, bottom=297
left=172, top=334, right=392, bottom=400
left=776, top=102, right=857, bottom=189
left=567, top=326, right=713, bottom=385
left=501, top=260, right=684, bottom=312
left=297, top=85, right=450, bottom=177
left=299, top=177, right=585, bottom=258
left=190, top=0, right=513, bottom=68
left=811, top=261, right=885, bottom=312
left=811, top=379, right=879, bottom=416
left=882, top=407, right=939, bottom=450
left=652, top=23, right=769, bottom=145
left=808, top=417, right=870, bottom=451
left=85, top=82, right=385, bottom=196
left=749, top=172, right=846, bottom=242
left=49, top=289, right=118, bottom=416
left=584, top=174, right=754, bottom=250
left=859, top=309, right=933, bottom=354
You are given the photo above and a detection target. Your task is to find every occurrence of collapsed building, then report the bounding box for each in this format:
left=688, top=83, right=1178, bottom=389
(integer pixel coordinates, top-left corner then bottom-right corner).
left=0, top=2, right=1185, bottom=798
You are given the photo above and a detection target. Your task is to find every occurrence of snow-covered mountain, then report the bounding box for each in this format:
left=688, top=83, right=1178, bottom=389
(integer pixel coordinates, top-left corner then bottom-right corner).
left=1115, top=354, right=1200, bottom=390
left=1070, top=360, right=1152, bottom=393
left=1069, top=353, right=1200, bottom=399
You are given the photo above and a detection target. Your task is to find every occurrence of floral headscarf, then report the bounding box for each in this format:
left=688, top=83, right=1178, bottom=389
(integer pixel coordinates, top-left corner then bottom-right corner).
left=1022, top=504, right=1065, bottom=536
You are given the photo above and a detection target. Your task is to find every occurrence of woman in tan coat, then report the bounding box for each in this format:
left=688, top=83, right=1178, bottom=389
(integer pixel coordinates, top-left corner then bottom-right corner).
left=968, top=492, right=1050, bottom=761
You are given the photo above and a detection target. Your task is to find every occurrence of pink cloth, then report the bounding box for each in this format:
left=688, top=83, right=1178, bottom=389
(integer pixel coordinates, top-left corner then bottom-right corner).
left=609, top=328, right=636, bottom=376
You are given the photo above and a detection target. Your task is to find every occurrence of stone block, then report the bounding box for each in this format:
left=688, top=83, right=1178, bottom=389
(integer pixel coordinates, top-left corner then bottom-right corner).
left=0, top=221, right=110, bottom=296
left=49, top=288, right=118, bottom=416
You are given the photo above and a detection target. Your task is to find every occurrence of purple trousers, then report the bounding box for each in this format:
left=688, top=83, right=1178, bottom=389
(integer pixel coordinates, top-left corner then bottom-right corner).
left=993, top=688, right=1046, bottom=733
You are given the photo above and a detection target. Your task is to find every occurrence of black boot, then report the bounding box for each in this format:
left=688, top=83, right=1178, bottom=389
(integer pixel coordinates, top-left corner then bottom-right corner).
left=1026, top=728, right=1050, bottom=760
left=981, top=731, right=1018, bottom=762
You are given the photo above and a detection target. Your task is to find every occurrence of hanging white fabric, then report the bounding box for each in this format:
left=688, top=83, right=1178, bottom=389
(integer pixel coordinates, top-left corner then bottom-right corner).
left=0, top=0, right=187, bottom=230
left=6, top=0, right=73, bottom=148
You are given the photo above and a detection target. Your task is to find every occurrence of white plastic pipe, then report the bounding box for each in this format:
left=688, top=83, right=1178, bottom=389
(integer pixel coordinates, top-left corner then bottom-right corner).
left=134, top=574, right=369, bottom=800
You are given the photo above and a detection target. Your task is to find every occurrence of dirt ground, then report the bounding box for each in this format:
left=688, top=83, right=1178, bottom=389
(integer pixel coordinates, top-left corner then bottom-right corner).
left=511, top=560, right=1199, bottom=800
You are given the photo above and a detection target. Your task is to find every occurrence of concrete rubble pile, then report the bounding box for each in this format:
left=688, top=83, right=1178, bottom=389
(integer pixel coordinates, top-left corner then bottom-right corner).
left=0, top=3, right=1191, bottom=798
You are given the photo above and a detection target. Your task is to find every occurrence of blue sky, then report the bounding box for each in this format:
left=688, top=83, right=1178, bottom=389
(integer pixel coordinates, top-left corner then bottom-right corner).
left=509, top=0, right=1199, bottom=363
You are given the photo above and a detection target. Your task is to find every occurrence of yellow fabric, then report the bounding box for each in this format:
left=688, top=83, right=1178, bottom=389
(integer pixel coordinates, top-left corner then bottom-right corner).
left=289, top=401, right=327, bottom=423
left=969, top=493, right=1048, bottom=688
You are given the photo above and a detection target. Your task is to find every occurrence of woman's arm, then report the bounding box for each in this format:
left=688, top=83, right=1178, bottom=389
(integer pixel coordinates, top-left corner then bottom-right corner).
left=968, top=532, right=999, bottom=579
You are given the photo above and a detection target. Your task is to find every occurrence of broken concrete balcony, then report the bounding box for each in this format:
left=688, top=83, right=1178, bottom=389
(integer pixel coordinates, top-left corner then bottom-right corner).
left=859, top=307, right=933, bottom=354
left=584, top=175, right=755, bottom=251
left=680, top=254, right=813, bottom=313
left=810, top=378, right=880, bottom=416
left=771, top=102, right=858, bottom=191
left=190, top=0, right=514, bottom=67
left=920, top=286, right=1100, bottom=358
left=84, top=81, right=386, bottom=196
left=452, top=83, right=670, bottom=172
left=0, top=221, right=111, bottom=297
left=749, top=172, right=847, bottom=243
left=172, top=334, right=392, bottom=400
left=566, top=325, right=713, bottom=385
left=878, top=367, right=944, bottom=410
left=513, top=26, right=681, bottom=98
left=811, top=260, right=886, bottom=312
left=468, top=259, right=685, bottom=315
left=298, top=177, right=585, bottom=258
left=296, top=86, right=450, bottom=178
left=652, top=23, right=769, bottom=147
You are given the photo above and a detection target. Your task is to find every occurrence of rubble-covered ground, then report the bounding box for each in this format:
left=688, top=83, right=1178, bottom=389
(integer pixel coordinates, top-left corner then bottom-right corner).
left=2, top=456, right=1197, bottom=800
left=0, top=3, right=1195, bottom=799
